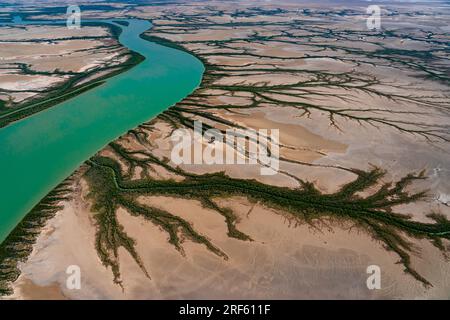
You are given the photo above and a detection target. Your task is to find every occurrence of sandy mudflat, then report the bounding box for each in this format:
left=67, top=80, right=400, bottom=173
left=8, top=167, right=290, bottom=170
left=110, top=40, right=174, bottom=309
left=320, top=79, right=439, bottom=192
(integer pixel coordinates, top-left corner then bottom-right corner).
left=0, top=74, right=65, bottom=91
left=10, top=186, right=450, bottom=299
left=215, top=110, right=347, bottom=162
left=0, top=26, right=109, bottom=41
left=14, top=279, right=67, bottom=300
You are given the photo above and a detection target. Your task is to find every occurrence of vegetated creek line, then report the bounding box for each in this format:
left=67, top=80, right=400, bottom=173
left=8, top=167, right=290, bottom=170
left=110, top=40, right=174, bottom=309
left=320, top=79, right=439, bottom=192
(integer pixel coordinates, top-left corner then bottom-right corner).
left=0, top=19, right=204, bottom=243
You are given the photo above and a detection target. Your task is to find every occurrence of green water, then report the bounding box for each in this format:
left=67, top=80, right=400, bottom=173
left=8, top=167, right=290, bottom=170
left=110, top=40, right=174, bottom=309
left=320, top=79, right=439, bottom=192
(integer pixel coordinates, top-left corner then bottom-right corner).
left=0, top=19, right=204, bottom=243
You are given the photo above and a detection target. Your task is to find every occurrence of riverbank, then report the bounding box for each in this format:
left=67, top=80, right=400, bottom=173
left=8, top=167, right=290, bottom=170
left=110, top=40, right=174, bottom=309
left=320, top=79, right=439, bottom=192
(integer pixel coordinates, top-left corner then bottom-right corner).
left=0, top=22, right=144, bottom=129
left=0, top=17, right=204, bottom=250
left=2, top=0, right=450, bottom=299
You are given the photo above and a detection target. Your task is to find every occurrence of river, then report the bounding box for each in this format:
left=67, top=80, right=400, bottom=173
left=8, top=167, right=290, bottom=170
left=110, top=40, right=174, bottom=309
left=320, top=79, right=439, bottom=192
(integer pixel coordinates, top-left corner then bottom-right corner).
left=0, top=19, right=204, bottom=243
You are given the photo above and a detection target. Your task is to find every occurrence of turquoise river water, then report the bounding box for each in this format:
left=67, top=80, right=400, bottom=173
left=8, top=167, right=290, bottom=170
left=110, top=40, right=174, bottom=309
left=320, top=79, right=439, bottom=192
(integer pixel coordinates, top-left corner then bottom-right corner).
left=0, top=19, right=204, bottom=243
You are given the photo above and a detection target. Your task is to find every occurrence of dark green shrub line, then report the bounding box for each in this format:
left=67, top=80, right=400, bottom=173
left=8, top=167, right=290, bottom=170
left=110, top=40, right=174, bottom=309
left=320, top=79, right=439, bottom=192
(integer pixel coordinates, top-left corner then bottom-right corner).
left=0, top=178, right=74, bottom=295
